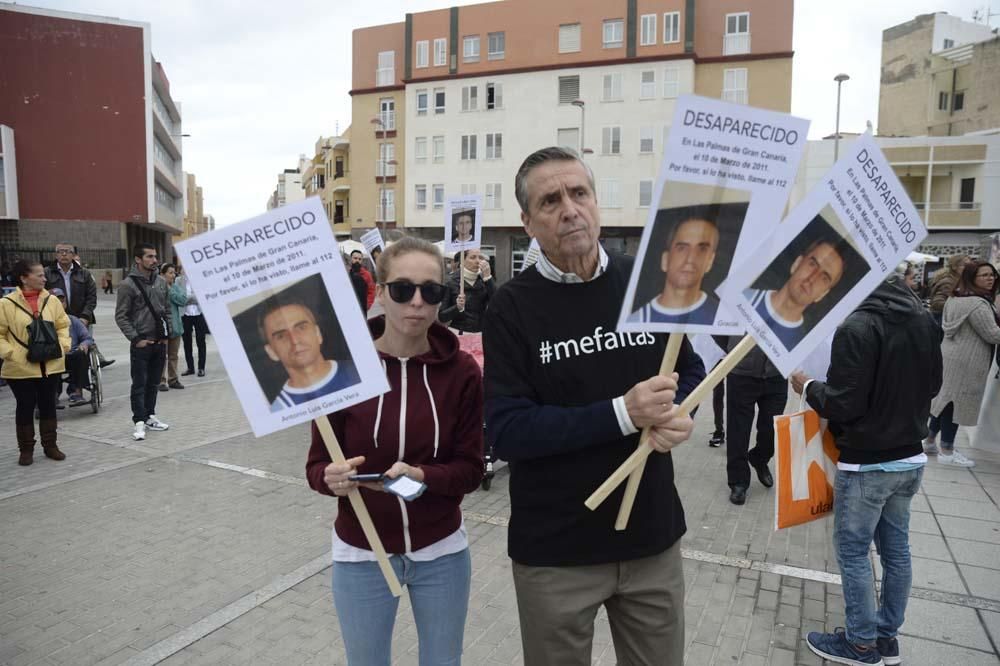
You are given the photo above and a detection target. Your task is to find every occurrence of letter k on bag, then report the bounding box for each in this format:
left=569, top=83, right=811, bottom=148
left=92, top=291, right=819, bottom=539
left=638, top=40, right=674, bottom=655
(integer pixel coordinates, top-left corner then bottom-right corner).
left=774, top=409, right=839, bottom=529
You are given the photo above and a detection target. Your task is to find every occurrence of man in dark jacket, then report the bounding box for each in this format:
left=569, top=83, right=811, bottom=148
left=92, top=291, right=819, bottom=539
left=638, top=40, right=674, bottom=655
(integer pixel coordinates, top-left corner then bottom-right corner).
left=115, top=244, right=172, bottom=441
left=440, top=249, right=495, bottom=333
left=791, top=275, right=942, bottom=666
left=720, top=337, right=787, bottom=505
left=45, top=243, right=114, bottom=369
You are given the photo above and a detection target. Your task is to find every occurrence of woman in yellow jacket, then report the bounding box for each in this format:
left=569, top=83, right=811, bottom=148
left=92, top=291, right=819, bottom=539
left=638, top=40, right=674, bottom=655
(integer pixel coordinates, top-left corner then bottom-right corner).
left=0, top=260, right=71, bottom=465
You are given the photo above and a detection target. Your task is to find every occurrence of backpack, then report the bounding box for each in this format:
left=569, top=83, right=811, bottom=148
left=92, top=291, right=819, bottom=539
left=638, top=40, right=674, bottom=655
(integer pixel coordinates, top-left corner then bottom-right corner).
left=3, top=295, right=63, bottom=363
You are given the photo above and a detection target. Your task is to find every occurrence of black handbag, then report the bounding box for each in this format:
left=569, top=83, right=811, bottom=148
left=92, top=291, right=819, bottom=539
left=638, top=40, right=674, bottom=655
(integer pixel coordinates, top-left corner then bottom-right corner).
left=4, top=295, right=63, bottom=363
left=129, top=275, right=170, bottom=340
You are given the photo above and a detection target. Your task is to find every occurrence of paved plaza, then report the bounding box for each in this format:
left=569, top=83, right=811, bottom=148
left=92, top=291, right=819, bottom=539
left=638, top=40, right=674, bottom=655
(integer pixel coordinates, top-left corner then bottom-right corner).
left=2, top=294, right=1000, bottom=665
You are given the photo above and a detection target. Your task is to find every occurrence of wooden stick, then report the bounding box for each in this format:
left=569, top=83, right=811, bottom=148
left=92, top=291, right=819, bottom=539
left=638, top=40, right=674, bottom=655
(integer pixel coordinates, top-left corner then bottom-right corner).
left=459, top=250, right=466, bottom=298
left=614, top=333, right=685, bottom=531
left=585, top=335, right=757, bottom=512
left=314, top=416, right=403, bottom=597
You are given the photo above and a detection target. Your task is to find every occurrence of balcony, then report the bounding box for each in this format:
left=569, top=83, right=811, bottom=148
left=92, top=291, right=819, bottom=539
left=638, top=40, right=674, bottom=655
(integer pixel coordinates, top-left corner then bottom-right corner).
left=375, top=111, right=396, bottom=132
left=722, top=89, right=748, bottom=105
left=723, top=33, right=751, bottom=56
left=920, top=202, right=983, bottom=228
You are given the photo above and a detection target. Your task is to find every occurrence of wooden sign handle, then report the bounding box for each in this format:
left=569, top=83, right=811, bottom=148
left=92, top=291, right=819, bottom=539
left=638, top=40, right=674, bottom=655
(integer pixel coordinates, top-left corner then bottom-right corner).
left=585, top=335, right=757, bottom=512
left=614, top=333, right=684, bottom=531
left=459, top=250, right=466, bottom=299
left=314, top=417, right=403, bottom=597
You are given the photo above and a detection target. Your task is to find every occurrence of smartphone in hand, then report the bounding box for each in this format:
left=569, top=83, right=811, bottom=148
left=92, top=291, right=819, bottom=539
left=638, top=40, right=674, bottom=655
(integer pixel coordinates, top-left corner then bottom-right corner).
left=348, top=473, right=386, bottom=482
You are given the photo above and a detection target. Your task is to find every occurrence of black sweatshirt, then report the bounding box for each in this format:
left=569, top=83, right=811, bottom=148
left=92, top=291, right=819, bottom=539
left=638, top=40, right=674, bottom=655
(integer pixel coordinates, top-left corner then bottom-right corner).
left=483, top=253, right=705, bottom=566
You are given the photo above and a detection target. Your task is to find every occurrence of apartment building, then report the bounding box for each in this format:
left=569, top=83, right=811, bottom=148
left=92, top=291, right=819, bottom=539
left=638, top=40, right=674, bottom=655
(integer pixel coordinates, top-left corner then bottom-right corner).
left=180, top=172, right=204, bottom=241
left=351, top=0, right=794, bottom=280
left=0, top=3, right=185, bottom=260
left=266, top=159, right=307, bottom=211
left=301, top=133, right=353, bottom=237
left=879, top=12, right=1000, bottom=137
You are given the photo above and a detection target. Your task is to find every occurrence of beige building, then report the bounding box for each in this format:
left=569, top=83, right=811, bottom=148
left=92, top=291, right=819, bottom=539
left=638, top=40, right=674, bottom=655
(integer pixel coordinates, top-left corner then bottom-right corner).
left=266, top=158, right=306, bottom=210
left=301, top=133, right=353, bottom=237
left=879, top=12, right=999, bottom=137
left=179, top=171, right=208, bottom=241
left=351, top=0, right=795, bottom=280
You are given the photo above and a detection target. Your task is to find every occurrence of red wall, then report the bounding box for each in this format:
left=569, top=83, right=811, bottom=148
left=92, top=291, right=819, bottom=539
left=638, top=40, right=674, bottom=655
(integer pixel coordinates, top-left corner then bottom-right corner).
left=0, top=9, right=148, bottom=222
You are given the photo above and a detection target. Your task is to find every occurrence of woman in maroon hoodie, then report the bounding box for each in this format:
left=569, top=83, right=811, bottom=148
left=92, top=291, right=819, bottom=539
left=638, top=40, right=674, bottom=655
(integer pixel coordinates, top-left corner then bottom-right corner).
left=306, top=237, right=484, bottom=665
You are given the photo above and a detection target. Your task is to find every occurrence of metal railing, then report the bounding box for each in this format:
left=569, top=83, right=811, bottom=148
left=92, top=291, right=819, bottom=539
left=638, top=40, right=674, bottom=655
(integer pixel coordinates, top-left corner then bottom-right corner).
left=0, top=246, right=128, bottom=269
left=723, top=33, right=751, bottom=55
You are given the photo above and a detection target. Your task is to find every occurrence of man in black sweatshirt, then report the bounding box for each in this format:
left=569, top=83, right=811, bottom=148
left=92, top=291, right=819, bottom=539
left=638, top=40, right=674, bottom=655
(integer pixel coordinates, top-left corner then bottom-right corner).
left=484, top=147, right=706, bottom=665
left=791, top=275, right=942, bottom=666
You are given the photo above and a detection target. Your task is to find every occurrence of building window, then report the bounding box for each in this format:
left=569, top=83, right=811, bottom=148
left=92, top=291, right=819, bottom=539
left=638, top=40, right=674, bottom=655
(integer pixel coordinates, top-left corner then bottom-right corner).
left=416, top=89, right=428, bottom=115
left=488, top=32, right=505, bottom=60
left=376, top=51, right=394, bottom=86
left=434, top=38, right=447, bottom=66
left=724, top=12, right=750, bottom=55
left=486, top=82, right=503, bottom=109
left=378, top=188, right=395, bottom=222
left=639, top=126, right=654, bottom=153
left=415, top=40, right=429, bottom=68
left=938, top=91, right=949, bottom=111
left=722, top=68, right=748, bottom=104
left=434, top=88, right=446, bottom=114
left=462, top=85, right=479, bottom=111
left=463, top=35, right=480, bottom=62
left=557, top=127, right=580, bottom=151
left=602, top=73, right=623, bottom=101
left=461, top=183, right=477, bottom=195
left=432, top=135, right=445, bottom=162
left=603, top=19, right=624, bottom=48
left=639, top=180, right=653, bottom=207
left=664, top=12, right=681, bottom=43
left=415, top=137, right=427, bottom=162
left=954, top=91, right=965, bottom=111
left=486, top=132, right=502, bottom=159
left=415, top=184, right=427, bottom=209
left=379, top=97, right=395, bottom=130
left=943, top=38, right=955, bottom=49
left=639, top=71, right=656, bottom=99
left=377, top=143, right=395, bottom=177
left=559, top=75, right=580, bottom=104
left=663, top=67, right=679, bottom=98
left=602, top=127, right=622, bottom=155
left=559, top=23, right=581, bottom=53
left=335, top=157, right=344, bottom=178
left=486, top=183, right=502, bottom=209
left=598, top=179, right=622, bottom=208
left=461, top=134, right=478, bottom=160
left=433, top=184, right=445, bottom=208
left=640, top=14, right=657, bottom=46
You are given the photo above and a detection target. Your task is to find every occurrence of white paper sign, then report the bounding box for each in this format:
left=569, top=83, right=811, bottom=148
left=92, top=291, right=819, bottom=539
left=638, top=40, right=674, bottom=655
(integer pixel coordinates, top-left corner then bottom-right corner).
left=360, top=228, right=384, bottom=256
left=618, top=95, right=809, bottom=335
left=174, top=197, right=389, bottom=437
left=721, top=133, right=927, bottom=376
left=444, top=195, right=482, bottom=253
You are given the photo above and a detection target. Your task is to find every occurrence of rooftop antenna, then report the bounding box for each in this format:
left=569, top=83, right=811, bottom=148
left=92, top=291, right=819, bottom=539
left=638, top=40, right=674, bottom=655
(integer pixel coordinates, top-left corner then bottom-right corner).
left=335, top=120, right=340, bottom=135
left=972, top=4, right=999, bottom=27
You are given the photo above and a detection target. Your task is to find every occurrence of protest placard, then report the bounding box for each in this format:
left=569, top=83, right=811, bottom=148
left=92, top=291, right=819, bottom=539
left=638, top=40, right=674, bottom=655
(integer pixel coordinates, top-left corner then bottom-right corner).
left=721, top=132, right=927, bottom=376
left=360, top=228, right=384, bottom=257
left=444, top=195, right=482, bottom=254
left=618, top=95, right=809, bottom=335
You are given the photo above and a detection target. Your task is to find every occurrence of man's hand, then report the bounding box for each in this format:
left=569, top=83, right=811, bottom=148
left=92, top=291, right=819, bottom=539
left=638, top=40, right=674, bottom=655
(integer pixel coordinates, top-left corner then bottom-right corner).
left=646, top=410, right=695, bottom=453
left=456, top=294, right=466, bottom=312
left=790, top=371, right=809, bottom=395
left=79, top=317, right=91, bottom=326
left=479, top=260, right=492, bottom=280
left=79, top=342, right=91, bottom=353
left=135, top=339, right=152, bottom=348
left=624, top=373, right=679, bottom=429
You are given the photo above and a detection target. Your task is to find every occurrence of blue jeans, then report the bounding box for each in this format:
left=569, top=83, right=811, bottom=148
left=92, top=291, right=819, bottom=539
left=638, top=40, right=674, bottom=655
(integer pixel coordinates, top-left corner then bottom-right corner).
left=332, top=548, right=471, bottom=665
left=833, top=467, right=924, bottom=647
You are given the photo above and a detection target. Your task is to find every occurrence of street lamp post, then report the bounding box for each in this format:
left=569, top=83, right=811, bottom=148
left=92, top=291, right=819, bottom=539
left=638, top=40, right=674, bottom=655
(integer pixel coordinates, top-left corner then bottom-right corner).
left=571, top=99, right=586, bottom=156
left=833, top=73, right=850, bottom=161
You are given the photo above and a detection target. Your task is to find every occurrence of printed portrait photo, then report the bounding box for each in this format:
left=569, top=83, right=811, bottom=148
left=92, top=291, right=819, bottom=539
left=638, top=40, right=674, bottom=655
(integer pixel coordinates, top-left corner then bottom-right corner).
left=444, top=195, right=483, bottom=252
left=626, top=181, right=751, bottom=328
left=451, top=208, right=476, bottom=244
left=742, top=205, right=870, bottom=351
left=228, top=273, right=361, bottom=412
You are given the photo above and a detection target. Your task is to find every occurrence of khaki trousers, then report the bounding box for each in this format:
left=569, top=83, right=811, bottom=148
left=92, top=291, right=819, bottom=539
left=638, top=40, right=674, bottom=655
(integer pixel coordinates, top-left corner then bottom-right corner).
left=161, top=337, right=180, bottom=384
left=512, top=539, right=685, bottom=666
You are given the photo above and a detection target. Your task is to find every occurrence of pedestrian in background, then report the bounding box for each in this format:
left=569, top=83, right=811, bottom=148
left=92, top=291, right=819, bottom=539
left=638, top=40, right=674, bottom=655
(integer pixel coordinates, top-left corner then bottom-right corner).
left=793, top=271, right=941, bottom=666
left=102, top=271, right=114, bottom=294
left=50, top=287, right=93, bottom=407
left=345, top=254, right=368, bottom=316
left=158, top=263, right=186, bottom=392
left=1, top=260, right=71, bottom=465
left=439, top=249, right=495, bottom=334
left=349, top=249, right=376, bottom=309
left=306, top=237, right=483, bottom=665
left=176, top=260, right=208, bottom=378
left=927, top=254, right=970, bottom=325
left=925, top=261, right=1000, bottom=467
left=44, top=242, right=114, bottom=371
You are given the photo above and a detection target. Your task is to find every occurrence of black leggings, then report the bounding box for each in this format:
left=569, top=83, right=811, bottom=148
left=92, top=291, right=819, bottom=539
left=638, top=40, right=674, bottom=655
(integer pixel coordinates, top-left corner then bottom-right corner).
left=7, top=376, right=59, bottom=426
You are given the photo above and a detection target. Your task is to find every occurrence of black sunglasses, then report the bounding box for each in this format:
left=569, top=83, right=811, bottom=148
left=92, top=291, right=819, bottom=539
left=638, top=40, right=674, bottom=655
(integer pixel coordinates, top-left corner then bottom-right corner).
left=383, top=281, right=447, bottom=305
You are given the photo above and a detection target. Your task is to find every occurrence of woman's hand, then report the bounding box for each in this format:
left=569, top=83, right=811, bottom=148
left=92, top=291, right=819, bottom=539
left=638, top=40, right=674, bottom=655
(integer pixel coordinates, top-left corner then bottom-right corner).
left=384, top=461, right=425, bottom=483
left=324, top=455, right=365, bottom=496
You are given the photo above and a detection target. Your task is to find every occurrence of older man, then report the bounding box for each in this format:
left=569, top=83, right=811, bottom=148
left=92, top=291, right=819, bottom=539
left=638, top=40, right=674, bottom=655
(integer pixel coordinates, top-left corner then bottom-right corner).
left=483, top=147, right=706, bottom=665
left=45, top=242, right=114, bottom=369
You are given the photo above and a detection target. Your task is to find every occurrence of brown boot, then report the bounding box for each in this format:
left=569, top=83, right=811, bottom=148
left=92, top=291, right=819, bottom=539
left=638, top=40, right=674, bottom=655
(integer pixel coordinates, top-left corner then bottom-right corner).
left=16, top=423, right=35, bottom=466
left=39, top=418, right=65, bottom=461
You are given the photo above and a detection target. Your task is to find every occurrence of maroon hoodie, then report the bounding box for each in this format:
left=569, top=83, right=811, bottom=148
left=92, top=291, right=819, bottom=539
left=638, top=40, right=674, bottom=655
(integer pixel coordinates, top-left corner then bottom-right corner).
left=306, top=318, right=484, bottom=553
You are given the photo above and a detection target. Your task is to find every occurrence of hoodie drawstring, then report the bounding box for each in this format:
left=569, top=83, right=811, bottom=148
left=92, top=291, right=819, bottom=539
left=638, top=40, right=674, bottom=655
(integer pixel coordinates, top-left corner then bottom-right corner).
left=373, top=359, right=386, bottom=447
left=422, top=364, right=441, bottom=457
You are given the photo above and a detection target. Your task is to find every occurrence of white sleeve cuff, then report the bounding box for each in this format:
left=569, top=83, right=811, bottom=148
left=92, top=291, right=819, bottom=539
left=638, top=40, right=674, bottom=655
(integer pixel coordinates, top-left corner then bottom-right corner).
left=613, top=396, right=639, bottom=436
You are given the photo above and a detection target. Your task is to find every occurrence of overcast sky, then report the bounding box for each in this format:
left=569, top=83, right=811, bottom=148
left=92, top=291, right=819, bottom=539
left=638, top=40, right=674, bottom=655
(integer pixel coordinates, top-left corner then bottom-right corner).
left=23, top=0, right=994, bottom=227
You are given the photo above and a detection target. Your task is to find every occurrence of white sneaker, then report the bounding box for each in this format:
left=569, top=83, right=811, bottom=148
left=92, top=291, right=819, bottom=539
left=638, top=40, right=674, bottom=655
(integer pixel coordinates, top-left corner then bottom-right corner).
left=939, top=450, right=975, bottom=467
left=132, top=421, right=146, bottom=441
left=145, top=415, right=169, bottom=431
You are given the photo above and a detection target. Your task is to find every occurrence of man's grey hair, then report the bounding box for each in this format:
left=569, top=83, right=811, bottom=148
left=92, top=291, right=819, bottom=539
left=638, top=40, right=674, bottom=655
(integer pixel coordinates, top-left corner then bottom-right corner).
left=514, top=146, right=596, bottom=214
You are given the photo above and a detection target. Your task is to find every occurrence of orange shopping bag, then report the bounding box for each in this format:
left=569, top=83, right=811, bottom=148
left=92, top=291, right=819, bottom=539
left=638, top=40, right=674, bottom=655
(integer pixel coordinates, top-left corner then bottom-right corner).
left=773, top=405, right=839, bottom=529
